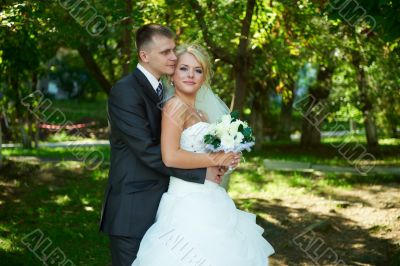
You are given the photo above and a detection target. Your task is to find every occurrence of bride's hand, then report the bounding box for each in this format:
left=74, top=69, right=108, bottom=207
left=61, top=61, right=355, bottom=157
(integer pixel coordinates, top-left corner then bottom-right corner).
left=230, top=153, right=241, bottom=169
left=211, top=152, right=241, bottom=168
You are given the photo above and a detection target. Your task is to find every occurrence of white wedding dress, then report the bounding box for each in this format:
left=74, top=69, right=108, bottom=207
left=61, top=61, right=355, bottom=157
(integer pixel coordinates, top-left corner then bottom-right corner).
left=132, top=122, right=274, bottom=266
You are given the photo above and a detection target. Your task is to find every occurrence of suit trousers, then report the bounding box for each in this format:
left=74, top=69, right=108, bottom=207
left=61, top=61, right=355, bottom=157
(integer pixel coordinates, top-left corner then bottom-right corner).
left=109, top=235, right=141, bottom=266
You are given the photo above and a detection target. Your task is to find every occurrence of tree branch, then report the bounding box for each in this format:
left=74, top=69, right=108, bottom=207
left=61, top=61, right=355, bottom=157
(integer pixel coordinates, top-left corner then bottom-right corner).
left=187, top=0, right=233, bottom=64
left=78, top=44, right=111, bottom=95
left=236, top=0, right=255, bottom=64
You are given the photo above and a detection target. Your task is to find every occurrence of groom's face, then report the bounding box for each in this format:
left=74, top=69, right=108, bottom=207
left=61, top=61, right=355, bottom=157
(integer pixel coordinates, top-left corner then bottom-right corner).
left=140, top=35, right=177, bottom=79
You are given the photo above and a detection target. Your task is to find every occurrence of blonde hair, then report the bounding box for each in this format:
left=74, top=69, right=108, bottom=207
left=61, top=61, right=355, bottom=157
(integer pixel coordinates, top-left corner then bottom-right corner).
left=175, top=43, right=213, bottom=86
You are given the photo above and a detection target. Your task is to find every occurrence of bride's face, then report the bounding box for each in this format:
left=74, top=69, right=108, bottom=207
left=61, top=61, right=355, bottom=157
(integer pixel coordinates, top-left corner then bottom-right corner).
left=172, top=52, right=205, bottom=95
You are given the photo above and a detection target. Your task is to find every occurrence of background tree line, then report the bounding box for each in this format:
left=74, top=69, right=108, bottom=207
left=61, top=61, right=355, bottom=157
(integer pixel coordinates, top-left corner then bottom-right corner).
left=0, top=0, right=399, bottom=155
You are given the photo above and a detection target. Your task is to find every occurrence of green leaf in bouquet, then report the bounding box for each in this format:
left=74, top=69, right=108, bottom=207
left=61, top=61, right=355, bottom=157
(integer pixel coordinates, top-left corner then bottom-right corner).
left=211, top=138, right=221, bottom=148
left=204, top=133, right=221, bottom=149
left=238, top=124, right=244, bottom=132
left=204, top=134, right=216, bottom=144
left=243, top=135, right=255, bottom=143
left=230, top=110, right=240, bottom=121
left=242, top=127, right=253, bottom=138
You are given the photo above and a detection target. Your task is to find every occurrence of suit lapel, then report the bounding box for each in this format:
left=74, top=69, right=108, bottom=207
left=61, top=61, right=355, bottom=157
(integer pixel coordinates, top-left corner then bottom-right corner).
left=133, top=68, right=160, bottom=104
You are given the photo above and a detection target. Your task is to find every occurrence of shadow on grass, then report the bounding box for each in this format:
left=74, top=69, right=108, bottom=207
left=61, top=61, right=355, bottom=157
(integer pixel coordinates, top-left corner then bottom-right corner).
left=235, top=198, right=399, bottom=266
left=232, top=155, right=400, bottom=265
left=0, top=159, right=110, bottom=266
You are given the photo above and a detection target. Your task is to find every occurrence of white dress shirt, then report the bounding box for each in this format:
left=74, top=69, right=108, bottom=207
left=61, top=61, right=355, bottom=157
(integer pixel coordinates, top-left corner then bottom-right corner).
left=137, top=63, right=161, bottom=93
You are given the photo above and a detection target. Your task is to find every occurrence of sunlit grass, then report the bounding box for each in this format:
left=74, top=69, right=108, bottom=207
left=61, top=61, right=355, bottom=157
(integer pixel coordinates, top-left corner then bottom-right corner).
left=379, top=138, right=400, bottom=145
left=46, top=131, right=91, bottom=142
left=322, top=134, right=367, bottom=143
left=229, top=152, right=399, bottom=201
left=54, top=194, right=72, bottom=205
left=3, top=146, right=110, bottom=163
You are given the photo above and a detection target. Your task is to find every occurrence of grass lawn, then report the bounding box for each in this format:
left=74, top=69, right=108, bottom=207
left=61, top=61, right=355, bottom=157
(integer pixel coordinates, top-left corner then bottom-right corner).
left=48, top=99, right=108, bottom=126
left=3, top=146, right=110, bottom=163
left=0, top=160, right=110, bottom=265
left=0, top=146, right=399, bottom=265
left=253, top=140, right=400, bottom=166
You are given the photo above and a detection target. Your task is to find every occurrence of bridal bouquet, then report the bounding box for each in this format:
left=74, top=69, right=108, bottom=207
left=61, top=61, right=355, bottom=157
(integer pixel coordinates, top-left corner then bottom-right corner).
left=203, top=111, right=255, bottom=153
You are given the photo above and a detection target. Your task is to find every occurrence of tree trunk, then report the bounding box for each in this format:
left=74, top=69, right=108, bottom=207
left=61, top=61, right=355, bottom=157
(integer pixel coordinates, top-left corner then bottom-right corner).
left=250, top=103, right=264, bottom=151
left=300, top=66, right=332, bottom=147
left=363, top=109, right=378, bottom=149
left=232, top=0, right=256, bottom=113
left=34, top=118, right=39, bottom=148
left=387, top=109, right=399, bottom=138
left=353, top=55, right=379, bottom=151
left=31, top=72, right=39, bottom=148
left=390, top=123, right=398, bottom=138
left=78, top=45, right=111, bottom=95
left=352, top=36, right=379, bottom=151
left=11, top=77, right=31, bottom=148
left=19, top=120, right=31, bottom=148
left=300, top=110, right=322, bottom=147
left=277, top=87, right=294, bottom=141
left=392, top=128, right=399, bottom=139
left=232, top=65, right=248, bottom=112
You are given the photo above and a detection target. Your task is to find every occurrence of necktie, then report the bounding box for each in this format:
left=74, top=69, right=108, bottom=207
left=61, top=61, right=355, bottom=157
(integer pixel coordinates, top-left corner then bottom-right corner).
left=156, top=83, right=163, bottom=100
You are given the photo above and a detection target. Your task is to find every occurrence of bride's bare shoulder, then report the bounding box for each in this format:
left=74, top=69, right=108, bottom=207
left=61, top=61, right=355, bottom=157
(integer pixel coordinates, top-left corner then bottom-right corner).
left=162, top=96, right=189, bottom=120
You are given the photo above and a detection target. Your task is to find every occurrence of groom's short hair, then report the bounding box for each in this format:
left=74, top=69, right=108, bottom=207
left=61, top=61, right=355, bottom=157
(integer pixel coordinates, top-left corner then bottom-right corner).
left=136, top=24, right=174, bottom=53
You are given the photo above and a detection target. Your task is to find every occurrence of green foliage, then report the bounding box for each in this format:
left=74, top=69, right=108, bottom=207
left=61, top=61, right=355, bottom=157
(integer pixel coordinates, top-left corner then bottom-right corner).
left=230, top=110, right=240, bottom=120
left=203, top=133, right=221, bottom=148
left=0, top=0, right=399, bottom=147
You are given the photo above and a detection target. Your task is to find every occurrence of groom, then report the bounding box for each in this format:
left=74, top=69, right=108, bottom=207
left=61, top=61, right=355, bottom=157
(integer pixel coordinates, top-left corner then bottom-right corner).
left=100, top=24, right=225, bottom=266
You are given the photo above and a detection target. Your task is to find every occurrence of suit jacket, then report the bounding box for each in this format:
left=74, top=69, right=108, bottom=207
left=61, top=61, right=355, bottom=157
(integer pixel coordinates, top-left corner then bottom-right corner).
left=100, top=68, right=206, bottom=238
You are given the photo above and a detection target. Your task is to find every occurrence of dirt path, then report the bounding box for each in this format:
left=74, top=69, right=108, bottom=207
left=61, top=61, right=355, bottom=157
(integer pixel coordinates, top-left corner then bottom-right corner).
left=232, top=173, right=400, bottom=265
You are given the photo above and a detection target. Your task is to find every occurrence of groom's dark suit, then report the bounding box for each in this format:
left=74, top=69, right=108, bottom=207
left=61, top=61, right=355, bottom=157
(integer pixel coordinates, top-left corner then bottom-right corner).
left=100, top=68, right=206, bottom=266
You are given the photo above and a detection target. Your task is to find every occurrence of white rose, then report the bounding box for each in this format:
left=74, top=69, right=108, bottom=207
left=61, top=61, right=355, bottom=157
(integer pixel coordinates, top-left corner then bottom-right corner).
left=228, top=120, right=242, bottom=136
left=215, top=123, right=226, bottom=137
left=207, top=124, right=217, bottom=134
left=221, top=133, right=235, bottom=150
left=221, top=114, right=232, bottom=126
left=234, top=132, right=244, bottom=145
left=215, top=115, right=230, bottom=137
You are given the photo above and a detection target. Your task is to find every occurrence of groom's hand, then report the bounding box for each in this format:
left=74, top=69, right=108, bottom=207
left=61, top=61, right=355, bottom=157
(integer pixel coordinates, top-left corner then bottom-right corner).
left=206, top=166, right=224, bottom=184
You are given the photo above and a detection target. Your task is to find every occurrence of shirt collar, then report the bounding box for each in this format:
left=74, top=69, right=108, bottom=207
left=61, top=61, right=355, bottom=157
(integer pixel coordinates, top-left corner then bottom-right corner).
left=137, top=63, right=160, bottom=91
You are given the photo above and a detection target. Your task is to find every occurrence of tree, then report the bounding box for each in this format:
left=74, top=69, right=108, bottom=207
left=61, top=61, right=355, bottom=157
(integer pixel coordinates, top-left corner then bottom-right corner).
left=0, top=1, right=58, bottom=148
left=187, top=0, right=256, bottom=113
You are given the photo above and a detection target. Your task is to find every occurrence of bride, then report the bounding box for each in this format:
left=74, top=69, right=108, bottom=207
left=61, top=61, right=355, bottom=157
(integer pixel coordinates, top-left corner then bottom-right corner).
left=132, top=44, right=274, bottom=266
